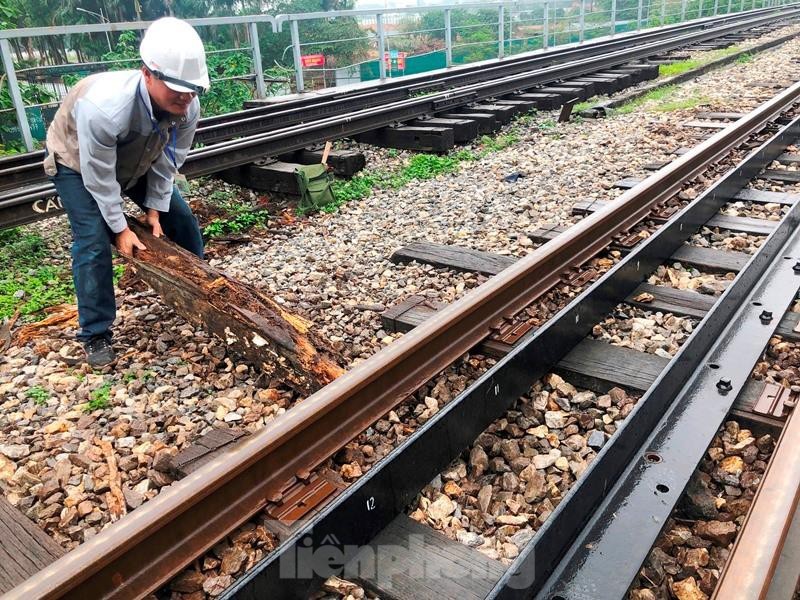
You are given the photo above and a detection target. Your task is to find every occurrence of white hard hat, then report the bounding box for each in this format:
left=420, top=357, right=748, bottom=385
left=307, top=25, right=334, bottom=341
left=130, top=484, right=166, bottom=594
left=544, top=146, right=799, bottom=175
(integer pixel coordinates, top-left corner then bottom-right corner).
left=140, top=17, right=210, bottom=94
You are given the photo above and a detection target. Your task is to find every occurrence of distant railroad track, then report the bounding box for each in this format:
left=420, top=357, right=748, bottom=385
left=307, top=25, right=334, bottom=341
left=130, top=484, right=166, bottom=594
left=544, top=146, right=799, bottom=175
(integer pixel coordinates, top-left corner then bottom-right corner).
left=0, top=6, right=798, bottom=231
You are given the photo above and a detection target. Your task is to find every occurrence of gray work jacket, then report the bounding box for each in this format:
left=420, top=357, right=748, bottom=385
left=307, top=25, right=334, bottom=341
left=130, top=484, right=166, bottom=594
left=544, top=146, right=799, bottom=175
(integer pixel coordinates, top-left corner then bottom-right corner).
left=44, top=70, right=199, bottom=233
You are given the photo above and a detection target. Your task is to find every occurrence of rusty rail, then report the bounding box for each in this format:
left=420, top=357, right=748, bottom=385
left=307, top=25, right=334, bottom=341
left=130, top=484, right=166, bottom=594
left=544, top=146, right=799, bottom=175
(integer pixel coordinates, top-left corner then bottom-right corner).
left=8, top=82, right=800, bottom=600
left=713, top=407, right=800, bottom=599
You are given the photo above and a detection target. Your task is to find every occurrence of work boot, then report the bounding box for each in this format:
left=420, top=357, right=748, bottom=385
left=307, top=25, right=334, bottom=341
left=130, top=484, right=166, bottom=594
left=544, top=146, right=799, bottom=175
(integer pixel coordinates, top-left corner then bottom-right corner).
left=84, top=336, right=116, bottom=367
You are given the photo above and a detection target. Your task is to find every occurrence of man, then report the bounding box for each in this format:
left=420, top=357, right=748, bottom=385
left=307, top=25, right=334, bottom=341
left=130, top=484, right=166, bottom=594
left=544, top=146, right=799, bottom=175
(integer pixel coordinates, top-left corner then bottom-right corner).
left=44, top=17, right=209, bottom=367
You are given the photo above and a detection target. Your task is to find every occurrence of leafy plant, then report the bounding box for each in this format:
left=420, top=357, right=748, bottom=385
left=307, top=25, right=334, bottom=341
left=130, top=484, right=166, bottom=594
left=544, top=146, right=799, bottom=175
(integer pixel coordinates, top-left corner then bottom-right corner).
left=477, top=130, right=519, bottom=154
left=658, top=58, right=704, bottom=78
left=403, top=153, right=462, bottom=180
left=84, top=381, right=112, bottom=412
left=26, top=385, right=49, bottom=406
left=319, top=124, right=526, bottom=214
left=658, top=45, right=744, bottom=78
left=202, top=187, right=270, bottom=238
left=203, top=206, right=269, bottom=239
left=200, top=45, right=254, bottom=116
left=0, top=228, right=76, bottom=320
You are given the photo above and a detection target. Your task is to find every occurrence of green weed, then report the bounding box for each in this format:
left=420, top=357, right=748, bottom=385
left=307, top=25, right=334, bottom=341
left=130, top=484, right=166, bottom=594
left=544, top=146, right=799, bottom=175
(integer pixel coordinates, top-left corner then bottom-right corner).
left=320, top=128, right=517, bottom=214
left=478, top=130, right=520, bottom=154
left=0, top=228, right=75, bottom=320
left=26, top=385, right=49, bottom=406
left=202, top=188, right=269, bottom=239
left=658, top=46, right=744, bottom=78
left=203, top=207, right=269, bottom=239
left=84, top=381, right=112, bottom=412
left=404, top=153, right=462, bottom=179
left=653, top=94, right=709, bottom=112
left=736, top=53, right=754, bottom=64
left=573, top=99, right=599, bottom=113
left=659, top=58, right=704, bottom=78
left=614, top=85, right=678, bottom=114
left=207, top=189, right=237, bottom=205
left=515, top=110, right=539, bottom=125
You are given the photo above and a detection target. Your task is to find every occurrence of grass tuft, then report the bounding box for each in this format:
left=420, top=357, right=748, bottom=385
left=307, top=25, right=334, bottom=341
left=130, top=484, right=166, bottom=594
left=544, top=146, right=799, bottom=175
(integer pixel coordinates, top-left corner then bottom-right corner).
left=26, top=385, right=49, bottom=406
left=84, top=381, right=112, bottom=412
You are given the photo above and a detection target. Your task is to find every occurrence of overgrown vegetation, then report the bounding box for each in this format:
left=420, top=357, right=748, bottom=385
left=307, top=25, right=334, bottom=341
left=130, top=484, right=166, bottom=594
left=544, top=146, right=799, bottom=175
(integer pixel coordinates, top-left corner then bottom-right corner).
left=0, top=227, right=74, bottom=320
left=202, top=188, right=269, bottom=239
left=84, top=381, right=111, bottom=412
left=658, top=45, right=743, bottom=78
left=323, top=125, right=525, bottom=213
left=26, top=385, right=49, bottom=406
left=611, top=85, right=708, bottom=114
left=0, top=226, right=127, bottom=321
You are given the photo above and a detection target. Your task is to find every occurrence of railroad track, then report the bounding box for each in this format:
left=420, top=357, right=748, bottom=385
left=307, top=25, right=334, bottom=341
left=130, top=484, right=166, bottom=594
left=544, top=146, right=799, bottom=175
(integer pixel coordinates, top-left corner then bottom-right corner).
left=1, top=6, right=798, bottom=231
left=5, top=62, right=800, bottom=599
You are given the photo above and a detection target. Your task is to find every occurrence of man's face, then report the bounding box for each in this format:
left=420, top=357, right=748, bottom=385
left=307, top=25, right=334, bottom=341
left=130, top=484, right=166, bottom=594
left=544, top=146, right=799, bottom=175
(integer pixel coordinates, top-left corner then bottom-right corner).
left=142, top=67, right=195, bottom=116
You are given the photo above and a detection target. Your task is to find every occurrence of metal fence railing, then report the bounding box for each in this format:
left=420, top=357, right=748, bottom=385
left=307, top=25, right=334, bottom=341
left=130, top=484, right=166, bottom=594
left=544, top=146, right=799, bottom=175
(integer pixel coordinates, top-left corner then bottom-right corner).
left=0, top=0, right=792, bottom=151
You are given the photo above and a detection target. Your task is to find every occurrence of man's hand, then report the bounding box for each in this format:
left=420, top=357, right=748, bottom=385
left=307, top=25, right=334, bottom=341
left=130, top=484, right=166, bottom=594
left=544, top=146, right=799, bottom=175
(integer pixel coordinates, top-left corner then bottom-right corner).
left=144, top=208, right=164, bottom=238
left=115, top=227, right=146, bottom=257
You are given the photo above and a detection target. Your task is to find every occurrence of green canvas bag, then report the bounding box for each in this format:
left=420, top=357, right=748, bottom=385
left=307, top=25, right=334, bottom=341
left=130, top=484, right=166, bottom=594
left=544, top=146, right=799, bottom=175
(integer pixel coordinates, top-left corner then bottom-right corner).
left=295, top=163, right=334, bottom=212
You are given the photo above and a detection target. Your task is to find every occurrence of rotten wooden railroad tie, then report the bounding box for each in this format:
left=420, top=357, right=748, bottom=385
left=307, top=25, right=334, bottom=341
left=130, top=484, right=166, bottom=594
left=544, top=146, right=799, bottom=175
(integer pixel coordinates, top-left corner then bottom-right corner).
left=127, top=220, right=344, bottom=395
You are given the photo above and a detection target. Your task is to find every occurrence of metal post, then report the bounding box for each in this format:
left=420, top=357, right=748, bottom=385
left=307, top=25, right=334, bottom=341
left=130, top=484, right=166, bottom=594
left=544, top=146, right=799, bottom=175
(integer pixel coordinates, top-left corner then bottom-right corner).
left=498, top=5, right=505, bottom=59
left=580, top=0, right=586, bottom=40
left=681, top=0, right=687, bottom=20
left=248, top=22, right=266, bottom=99
left=377, top=13, right=386, bottom=81
left=727, top=0, right=732, bottom=13
left=99, top=8, right=112, bottom=53
left=713, top=0, right=719, bottom=14
left=543, top=0, right=549, bottom=49
left=698, top=0, right=703, bottom=17
left=741, top=0, right=745, bottom=11
left=290, top=19, right=304, bottom=94
left=0, top=39, right=33, bottom=152
left=637, top=0, right=643, bottom=29
left=444, top=8, right=453, bottom=67
left=611, top=0, right=617, bottom=35
left=661, top=0, right=666, bottom=23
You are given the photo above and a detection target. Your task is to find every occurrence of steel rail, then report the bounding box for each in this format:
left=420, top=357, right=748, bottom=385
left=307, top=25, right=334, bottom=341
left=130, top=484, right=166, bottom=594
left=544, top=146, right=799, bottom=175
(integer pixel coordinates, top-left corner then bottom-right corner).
left=8, top=62, right=800, bottom=600
left=523, top=112, right=800, bottom=599
left=224, top=89, right=800, bottom=599
left=178, top=11, right=800, bottom=174
left=712, top=408, right=800, bottom=599
left=191, top=8, right=788, bottom=143
left=193, top=6, right=790, bottom=128
left=0, top=6, right=792, bottom=195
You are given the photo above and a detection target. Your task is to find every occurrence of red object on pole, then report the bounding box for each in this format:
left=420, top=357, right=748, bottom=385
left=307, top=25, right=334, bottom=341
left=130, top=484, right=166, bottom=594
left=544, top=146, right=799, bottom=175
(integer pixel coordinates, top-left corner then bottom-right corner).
left=301, top=54, right=325, bottom=68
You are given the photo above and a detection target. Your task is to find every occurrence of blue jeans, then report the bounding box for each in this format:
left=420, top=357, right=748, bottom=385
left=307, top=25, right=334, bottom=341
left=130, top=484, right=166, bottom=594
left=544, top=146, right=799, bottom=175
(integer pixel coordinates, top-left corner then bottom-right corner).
left=51, top=163, right=204, bottom=341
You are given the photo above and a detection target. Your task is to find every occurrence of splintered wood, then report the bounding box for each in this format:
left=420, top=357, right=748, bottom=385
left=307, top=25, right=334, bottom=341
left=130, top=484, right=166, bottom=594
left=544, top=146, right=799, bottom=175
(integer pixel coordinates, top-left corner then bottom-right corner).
left=127, top=221, right=344, bottom=394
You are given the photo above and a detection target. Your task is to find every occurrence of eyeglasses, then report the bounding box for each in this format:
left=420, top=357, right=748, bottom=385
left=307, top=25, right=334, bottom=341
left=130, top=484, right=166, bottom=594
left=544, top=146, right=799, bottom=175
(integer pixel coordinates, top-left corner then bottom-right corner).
left=145, top=65, right=205, bottom=96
